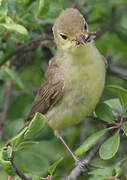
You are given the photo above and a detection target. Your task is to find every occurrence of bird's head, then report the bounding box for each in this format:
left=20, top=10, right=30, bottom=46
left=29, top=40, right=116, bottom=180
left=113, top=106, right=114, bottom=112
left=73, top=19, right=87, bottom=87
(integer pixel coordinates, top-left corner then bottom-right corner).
left=53, top=8, right=96, bottom=52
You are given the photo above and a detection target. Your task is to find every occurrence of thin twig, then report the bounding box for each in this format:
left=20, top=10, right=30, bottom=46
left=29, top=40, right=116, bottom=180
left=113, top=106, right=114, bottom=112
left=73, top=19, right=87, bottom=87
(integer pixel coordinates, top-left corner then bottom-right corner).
left=57, top=132, right=79, bottom=162
left=89, top=163, right=104, bottom=169
left=10, top=35, right=53, bottom=64
left=106, top=54, right=127, bottom=81
left=0, top=81, right=13, bottom=141
left=0, top=35, right=53, bottom=67
left=15, top=36, right=53, bottom=54
left=109, top=64, right=127, bottom=81
left=61, top=134, right=109, bottom=180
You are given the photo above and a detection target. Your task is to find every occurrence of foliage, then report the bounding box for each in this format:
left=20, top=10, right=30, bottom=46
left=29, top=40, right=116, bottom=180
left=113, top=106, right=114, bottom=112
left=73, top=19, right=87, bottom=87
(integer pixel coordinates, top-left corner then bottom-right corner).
left=0, top=0, right=127, bottom=180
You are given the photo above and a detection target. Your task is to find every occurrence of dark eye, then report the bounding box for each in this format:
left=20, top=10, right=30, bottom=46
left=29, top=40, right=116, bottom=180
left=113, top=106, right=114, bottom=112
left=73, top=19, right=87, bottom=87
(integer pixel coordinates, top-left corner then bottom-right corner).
left=60, top=34, right=67, bottom=40
left=84, top=23, right=87, bottom=30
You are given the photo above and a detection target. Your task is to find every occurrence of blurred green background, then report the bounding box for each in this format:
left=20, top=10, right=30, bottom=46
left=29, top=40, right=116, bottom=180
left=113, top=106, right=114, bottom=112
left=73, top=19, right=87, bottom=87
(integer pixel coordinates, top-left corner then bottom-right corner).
left=0, top=0, right=127, bottom=179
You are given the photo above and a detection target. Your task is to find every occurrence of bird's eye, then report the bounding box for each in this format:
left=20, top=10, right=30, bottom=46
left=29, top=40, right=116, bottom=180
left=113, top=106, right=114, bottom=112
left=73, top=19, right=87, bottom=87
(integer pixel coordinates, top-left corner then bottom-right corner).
left=60, top=34, right=67, bottom=40
left=84, top=23, right=87, bottom=30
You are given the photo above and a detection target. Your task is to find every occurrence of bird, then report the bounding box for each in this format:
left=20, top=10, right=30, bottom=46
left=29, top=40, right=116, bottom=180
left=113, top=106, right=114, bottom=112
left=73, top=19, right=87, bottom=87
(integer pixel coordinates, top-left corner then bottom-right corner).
left=28, top=8, right=106, bottom=162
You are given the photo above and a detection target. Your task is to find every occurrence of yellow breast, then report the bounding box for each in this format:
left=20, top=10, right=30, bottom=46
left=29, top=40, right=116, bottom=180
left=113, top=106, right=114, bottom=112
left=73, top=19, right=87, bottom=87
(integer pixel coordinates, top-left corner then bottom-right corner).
left=47, top=43, right=105, bottom=130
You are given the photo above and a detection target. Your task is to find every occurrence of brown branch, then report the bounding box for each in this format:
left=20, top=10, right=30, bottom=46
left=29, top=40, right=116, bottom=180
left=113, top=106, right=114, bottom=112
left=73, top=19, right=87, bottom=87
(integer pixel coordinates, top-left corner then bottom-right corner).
left=10, top=35, right=53, bottom=65
left=61, top=134, right=109, bottom=180
left=15, top=36, right=53, bottom=54
left=109, top=64, right=127, bottom=81
left=0, top=81, right=13, bottom=141
left=106, top=54, right=127, bottom=81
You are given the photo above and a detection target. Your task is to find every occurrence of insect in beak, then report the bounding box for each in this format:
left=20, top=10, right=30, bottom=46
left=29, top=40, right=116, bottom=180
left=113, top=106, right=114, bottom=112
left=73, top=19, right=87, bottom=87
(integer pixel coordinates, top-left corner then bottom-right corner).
left=76, top=32, right=96, bottom=46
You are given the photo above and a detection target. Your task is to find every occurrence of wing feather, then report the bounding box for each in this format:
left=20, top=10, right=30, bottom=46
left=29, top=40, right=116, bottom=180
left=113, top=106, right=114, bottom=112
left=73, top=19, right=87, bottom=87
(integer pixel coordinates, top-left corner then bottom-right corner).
left=28, top=59, right=64, bottom=120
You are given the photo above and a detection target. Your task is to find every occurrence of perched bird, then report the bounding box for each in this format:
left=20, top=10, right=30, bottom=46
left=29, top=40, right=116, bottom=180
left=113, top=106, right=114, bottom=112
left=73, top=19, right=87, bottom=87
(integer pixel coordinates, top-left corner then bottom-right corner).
left=28, top=8, right=106, bottom=161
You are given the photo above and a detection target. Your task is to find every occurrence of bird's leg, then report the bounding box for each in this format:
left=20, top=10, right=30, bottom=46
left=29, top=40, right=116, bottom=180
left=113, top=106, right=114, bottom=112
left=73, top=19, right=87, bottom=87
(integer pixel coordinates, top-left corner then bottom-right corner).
left=55, top=130, right=79, bottom=163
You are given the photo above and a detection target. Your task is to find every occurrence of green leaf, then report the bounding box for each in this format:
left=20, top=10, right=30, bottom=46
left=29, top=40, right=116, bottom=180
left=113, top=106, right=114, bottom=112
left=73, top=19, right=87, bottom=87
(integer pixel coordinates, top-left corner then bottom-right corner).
left=6, top=146, right=13, bottom=159
left=16, top=141, right=39, bottom=151
left=0, top=23, right=28, bottom=35
left=32, top=176, right=41, bottom=180
left=75, top=128, right=109, bottom=156
left=122, top=122, right=127, bottom=136
left=105, top=98, right=121, bottom=113
left=15, top=148, right=49, bottom=175
left=88, top=167, right=113, bottom=177
left=0, top=39, right=16, bottom=66
left=6, top=39, right=16, bottom=55
left=16, top=0, right=30, bottom=6
left=0, top=0, right=8, bottom=16
left=15, top=175, right=41, bottom=180
left=38, top=0, right=50, bottom=16
left=116, top=27, right=127, bottom=44
left=95, top=102, right=114, bottom=123
left=25, top=113, right=46, bottom=138
left=5, top=68, right=34, bottom=97
left=99, top=133, right=120, bottom=160
left=0, top=150, right=15, bottom=176
left=10, top=127, right=28, bottom=148
left=48, top=157, right=63, bottom=175
left=5, top=16, right=14, bottom=24
left=38, top=0, right=63, bottom=18
left=38, top=0, right=50, bottom=17
left=107, top=85, right=127, bottom=113
left=108, top=0, right=127, bottom=6
left=0, top=51, right=14, bottom=67
left=88, top=177, right=102, bottom=180
left=114, top=166, right=123, bottom=177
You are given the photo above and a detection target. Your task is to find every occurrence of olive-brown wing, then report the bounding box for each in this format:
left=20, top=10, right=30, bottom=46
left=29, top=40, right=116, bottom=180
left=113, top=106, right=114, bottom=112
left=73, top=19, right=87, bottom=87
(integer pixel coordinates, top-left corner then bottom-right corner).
left=28, top=62, right=64, bottom=121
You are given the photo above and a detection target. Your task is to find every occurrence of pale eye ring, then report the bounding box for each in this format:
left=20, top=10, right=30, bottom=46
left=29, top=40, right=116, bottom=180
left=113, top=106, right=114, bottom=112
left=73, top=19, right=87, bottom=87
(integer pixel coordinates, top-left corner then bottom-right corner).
left=60, top=33, right=67, bottom=40
left=84, top=23, right=87, bottom=30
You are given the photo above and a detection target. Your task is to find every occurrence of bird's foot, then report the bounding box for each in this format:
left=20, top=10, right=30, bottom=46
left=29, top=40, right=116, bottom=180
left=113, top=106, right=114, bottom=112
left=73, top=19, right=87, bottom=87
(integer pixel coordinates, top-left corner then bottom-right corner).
left=75, top=158, right=89, bottom=172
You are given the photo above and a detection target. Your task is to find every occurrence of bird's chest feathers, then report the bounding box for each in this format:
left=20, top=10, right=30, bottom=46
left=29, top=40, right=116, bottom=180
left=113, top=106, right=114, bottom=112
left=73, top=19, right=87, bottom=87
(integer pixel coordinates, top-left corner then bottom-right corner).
left=48, top=45, right=105, bottom=130
left=59, top=45, right=105, bottom=105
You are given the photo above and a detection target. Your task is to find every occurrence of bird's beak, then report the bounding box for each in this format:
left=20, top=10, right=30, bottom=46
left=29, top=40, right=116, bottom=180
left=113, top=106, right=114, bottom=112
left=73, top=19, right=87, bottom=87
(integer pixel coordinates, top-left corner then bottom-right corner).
left=76, top=32, right=96, bottom=46
left=76, top=34, right=86, bottom=46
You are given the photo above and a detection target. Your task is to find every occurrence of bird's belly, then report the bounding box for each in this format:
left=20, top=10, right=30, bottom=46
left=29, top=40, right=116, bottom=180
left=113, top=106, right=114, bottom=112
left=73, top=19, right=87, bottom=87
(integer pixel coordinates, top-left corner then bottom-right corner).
left=47, top=62, right=105, bottom=130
